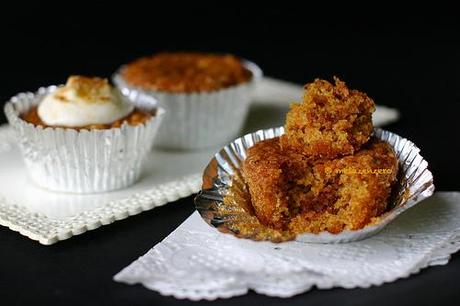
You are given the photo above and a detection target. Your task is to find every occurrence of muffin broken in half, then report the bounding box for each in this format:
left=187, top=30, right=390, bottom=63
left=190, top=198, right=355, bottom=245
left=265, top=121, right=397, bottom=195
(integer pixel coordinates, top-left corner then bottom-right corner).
left=242, top=137, right=398, bottom=234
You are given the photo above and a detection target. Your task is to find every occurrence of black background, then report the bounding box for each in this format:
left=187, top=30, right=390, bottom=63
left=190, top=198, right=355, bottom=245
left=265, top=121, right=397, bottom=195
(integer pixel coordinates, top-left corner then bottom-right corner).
left=1, top=4, right=460, bottom=305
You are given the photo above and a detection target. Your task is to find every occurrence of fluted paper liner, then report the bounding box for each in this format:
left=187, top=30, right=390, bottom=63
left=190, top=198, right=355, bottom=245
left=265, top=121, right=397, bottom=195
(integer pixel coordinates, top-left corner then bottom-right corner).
left=195, top=127, right=435, bottom=243
left=112, top=60, right=263, bottom=150
left=4, top=86, right=165, bottom=193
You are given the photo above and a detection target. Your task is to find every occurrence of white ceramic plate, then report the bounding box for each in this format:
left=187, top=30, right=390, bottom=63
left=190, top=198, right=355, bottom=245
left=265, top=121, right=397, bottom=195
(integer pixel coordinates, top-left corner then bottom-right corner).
left=0, top=77, right=399, bottom=244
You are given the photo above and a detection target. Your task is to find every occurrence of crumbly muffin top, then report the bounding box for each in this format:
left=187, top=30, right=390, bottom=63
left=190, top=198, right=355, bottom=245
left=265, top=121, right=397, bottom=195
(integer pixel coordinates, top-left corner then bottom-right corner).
left=281, top=77, right=375, bottom=160
left=121, top=52, right=253, bottom=93
left=62, top=76, right=111, bottom=102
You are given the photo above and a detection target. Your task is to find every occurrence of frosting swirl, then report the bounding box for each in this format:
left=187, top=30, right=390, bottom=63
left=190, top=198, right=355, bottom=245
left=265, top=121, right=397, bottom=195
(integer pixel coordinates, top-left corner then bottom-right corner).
left=37, top=76, right=134, bottom=127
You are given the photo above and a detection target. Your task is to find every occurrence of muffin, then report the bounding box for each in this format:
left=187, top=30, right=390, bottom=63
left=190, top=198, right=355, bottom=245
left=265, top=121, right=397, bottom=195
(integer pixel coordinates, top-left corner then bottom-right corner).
left=240, top=77, right=398, bottom=235
left=4, top=76, right=165, bottom=193
left=113, top=52, right=262, bottom=149
left=242, top=138, right=398, bottom=233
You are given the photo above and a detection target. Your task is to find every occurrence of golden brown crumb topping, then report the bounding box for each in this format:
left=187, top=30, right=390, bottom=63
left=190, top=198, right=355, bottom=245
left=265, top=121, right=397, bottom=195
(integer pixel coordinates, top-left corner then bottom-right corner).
left=121, top=52, right=253, bottom=93
left=61, top=76, right=111, bottom=103
left=21, top=106, right=153, bottom=130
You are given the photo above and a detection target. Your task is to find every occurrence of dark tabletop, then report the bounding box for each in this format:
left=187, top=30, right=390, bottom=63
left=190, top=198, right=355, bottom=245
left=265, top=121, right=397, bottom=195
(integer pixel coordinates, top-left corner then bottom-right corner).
left=1, top=5, right=460, bottom=306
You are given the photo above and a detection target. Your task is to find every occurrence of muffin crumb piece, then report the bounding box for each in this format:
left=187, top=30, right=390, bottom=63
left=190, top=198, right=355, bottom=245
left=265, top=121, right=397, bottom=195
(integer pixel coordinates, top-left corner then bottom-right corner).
left=281, top=77, right=375, bottom=160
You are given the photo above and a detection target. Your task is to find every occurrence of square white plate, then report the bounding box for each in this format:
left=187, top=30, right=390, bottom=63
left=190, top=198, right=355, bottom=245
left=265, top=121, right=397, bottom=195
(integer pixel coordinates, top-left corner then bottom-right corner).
left=0, top=77, right=399, bottom=245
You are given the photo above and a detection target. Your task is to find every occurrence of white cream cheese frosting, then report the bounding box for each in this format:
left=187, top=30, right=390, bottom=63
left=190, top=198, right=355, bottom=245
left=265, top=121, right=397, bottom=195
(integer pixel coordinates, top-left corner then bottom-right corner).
left=38, top=76, right=134, bottom=127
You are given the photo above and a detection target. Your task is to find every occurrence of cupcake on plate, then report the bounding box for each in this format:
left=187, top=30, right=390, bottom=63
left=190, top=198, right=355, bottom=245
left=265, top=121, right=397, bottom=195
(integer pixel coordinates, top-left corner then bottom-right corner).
left=4, top=76, right=165, bottom=193
left=113, top=52, right=262, bottom=150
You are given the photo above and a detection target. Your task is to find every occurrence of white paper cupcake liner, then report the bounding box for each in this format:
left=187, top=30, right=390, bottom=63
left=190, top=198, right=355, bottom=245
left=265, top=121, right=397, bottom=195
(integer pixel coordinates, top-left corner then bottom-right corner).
left=195, top=127, right=435, bottom=243
left=112, top=60, right=262, bottom=150
left=4, top=86, right=165, bottom=194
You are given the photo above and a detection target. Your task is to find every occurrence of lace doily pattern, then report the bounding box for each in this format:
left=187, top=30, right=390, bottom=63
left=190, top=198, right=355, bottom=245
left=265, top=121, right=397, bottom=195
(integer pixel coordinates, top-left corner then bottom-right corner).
left=115, top=192, right=460, bottom=300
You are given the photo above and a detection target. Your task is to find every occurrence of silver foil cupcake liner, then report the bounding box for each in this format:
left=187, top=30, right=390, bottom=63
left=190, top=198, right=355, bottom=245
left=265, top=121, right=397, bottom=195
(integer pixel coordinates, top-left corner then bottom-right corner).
left=195, top=127, right=435, bottom=243
left=4, top=86, right=165, bottom=194
left=112, top=60, right=263, bottom=150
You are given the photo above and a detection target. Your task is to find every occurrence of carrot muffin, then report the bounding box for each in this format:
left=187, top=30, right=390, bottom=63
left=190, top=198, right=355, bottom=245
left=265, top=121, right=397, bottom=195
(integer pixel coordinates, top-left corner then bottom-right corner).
left=121, top=52, right=253, bottom=93
left=240, top=77, right=398, bottom=235
left=281, top=77, right=375, bottom=160
left=4, top=75, right=164, bottom=193
left=242, top=137, right=398, bottom=233
left=113, top=52, right=262, bottom=149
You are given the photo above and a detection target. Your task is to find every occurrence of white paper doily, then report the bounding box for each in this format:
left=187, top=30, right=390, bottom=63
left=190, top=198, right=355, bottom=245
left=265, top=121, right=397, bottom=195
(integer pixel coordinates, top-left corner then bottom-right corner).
left=114, top=192, right=460, bottom=300
left=0, top=77, right=399, bottom=245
